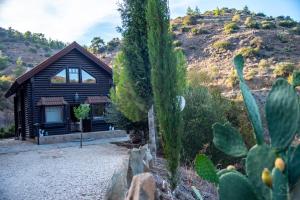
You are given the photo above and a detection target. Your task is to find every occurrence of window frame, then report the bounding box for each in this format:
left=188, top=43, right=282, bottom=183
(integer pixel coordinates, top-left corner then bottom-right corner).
left=91, top=103, right=106, bottom=121
left=68, top=67, right=80, bottom=84
left=49, top=67, right=97, bottom=85
left=81, top=69, right=97, bottom=84
left=43, top=105, right=65, bottom=125
left=50, top=69, right=67, bottom=84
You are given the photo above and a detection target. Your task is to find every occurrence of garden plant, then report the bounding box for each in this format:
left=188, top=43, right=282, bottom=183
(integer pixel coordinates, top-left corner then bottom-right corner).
left=194, top=54, right=300, bottom=200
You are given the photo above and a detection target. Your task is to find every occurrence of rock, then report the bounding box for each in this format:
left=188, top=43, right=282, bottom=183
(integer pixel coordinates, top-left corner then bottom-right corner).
left=127, top=144, right=153, bottom=184
left=105, top=158, right=129, bottom=200
left=125, top=172, right=156, bottom=200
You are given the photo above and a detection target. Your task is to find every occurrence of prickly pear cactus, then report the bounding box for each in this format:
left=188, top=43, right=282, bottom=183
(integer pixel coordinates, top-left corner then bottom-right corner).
left=219, top=172, right=258, bottom=200
left=195, top=55, right=300, bottom=200
left=246, top=145, right=276, bottom=200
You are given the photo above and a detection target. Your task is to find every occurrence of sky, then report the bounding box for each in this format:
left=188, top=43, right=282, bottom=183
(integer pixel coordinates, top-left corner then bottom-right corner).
left=0, top=0, right=299, bottom=45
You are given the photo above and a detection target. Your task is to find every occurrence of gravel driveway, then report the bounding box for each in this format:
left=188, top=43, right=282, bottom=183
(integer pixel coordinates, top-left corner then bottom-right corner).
left=0, top=138, right=129, bottom=200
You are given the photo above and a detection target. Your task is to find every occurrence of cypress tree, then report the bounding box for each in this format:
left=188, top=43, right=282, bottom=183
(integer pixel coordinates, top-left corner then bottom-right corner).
left=113, top=0, right=152, bottom=121
left=147, top=0, right=186, bottom=188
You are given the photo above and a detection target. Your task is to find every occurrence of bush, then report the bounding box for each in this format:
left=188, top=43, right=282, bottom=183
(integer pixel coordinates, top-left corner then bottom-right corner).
left=188, top=69, right=212, bottom=86
left=224, top=22, right=239, bottom=34
left=290, top=25, right=300, bottom=35
left=181, top=86, right=254, bottom=166
left=278, top=20, right=297, bottom=28
left=244, top=69, right=257, bottom=80
left=181, top=87, right=226, bottom=163
left=225, top=69, right=238, bottom=88
left=0, top=52, right=9, bottom=70
left=173, top=40, right=182, bottom=47
left=244, top=17, right=260, bottom=29
left=239, top=47, right=259, bottom=57
left=261, top=20, right=276, bottom=29
left=197, top=28, right=210, bottom=34
left=0, top=124, right=15, bottom=139
left=180, top=26, right=191, bottom=33
left=182, top=15, right=197, bottom=26
left=256, top=12, right=266, bottom=17
left=232, top=14, right=240, bottom=22
left=258, top=59, right=270, bottom=71
left=277, top=32, right=289, bottom=43
left=29, top=47, right=37, bottom=53
left=213, top=40, right=231, bottom=50
left=273, top=62, right=295, bottom=77
left=190, top=28, right=200, bottom=35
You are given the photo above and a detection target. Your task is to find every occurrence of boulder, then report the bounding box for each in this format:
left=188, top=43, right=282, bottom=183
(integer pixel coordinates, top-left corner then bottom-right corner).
left=105, top=158, right=129, bottom=200
left=127, top=144, right=153, bottom=184
left=125, top=172, right=156, bottom=200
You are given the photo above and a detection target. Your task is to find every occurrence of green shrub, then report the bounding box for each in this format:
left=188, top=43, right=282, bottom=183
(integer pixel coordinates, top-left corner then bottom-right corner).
left=273, top=62, right=295, bottom=77
left=182, top=15, right=197, bottom=26
left=276, top=32, right=289, bottom=43
left=29, top=47, right=37, bottom=53
left=44, top=53, right=51, bottom=57
left=182, top=86, right=254, bottom=166
left=258, top=59, right=270, bottom=72
left=245, top=69, right=257, bottom=80
left=238, top=47, right=259, bottom=57
left=278, top=20, right=297, bottom=28
left=290, top=25, right=300, bottom=35
left=188, top=69, right=212, bottom=86
left=256, top=12, right=266, bottom=17
left=173, top=40, right=182, bottom=47
left=0, top=124, right=15, bottom=139
left=213, top=40, right=231, bottom=50
left=224, top=22, right=239, bottom=34
left=232, top=14, right=240, bottom=22
left=0, top=51, right=9, bottom=70
left=225, top=69, right=238, bottom=88
left=197, top=28, right=210, bottom=34
left=180, top=26, right=191, bottom=33
left=190, top=28, right=200, bottom=35
left=244, top=17, right=260, bottom=29
left=261, top=20, right=276, bottom=29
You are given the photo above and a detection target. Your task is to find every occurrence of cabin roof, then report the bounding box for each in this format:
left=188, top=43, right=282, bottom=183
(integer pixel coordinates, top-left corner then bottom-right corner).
left=5, top=41, right=112, bottom=98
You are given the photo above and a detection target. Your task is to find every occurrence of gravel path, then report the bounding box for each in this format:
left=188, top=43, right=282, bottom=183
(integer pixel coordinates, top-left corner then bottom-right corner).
left=0, top=139, right=129, bottom=200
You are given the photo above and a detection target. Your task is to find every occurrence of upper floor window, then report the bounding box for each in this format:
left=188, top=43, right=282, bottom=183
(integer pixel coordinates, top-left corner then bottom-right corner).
left=82, top=69, right=96, bottom=83
left=51, top=69, right=67, bottom=83
left=69, top=68, right=79, bottom=83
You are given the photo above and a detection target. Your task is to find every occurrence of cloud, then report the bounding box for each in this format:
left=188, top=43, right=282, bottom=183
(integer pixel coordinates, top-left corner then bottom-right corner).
left=0, top=0, right=120, bottom=43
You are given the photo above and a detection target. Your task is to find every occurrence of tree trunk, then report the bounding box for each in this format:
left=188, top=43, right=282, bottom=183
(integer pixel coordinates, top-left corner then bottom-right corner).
left=148, top=105, right=157, bottom=163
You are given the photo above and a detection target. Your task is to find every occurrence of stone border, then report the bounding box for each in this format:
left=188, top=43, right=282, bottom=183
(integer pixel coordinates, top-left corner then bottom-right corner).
left=37, top=130, right=127, bottom=145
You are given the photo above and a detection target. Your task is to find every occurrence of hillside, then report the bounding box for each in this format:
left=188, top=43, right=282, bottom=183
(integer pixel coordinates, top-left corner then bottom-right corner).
left=171, top=8, right=300, bottom=96
left=0, top=27, right=65, bottom=127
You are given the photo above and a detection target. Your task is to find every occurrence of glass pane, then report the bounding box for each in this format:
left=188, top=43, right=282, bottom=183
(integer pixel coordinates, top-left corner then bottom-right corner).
left=51, top=69, right=66, bottom=83
left=82, top=69, right=96, bottom=83
left=45, top=106, right=63, bottom=123
left=69, top=68, right=79, bottom=83
left=92, top=104, right=105, bottom=120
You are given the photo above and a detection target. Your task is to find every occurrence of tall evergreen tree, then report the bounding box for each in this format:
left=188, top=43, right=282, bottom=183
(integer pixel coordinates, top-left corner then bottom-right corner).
left=116, top=0, right=152, bottom=120
left=147, top=0, right=186, bottom=188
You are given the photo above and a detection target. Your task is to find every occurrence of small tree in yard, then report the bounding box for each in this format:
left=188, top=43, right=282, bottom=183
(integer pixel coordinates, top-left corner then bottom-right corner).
left=147, top=0, right=186, bottom=189
left=74, top=104, right=90, bottom=148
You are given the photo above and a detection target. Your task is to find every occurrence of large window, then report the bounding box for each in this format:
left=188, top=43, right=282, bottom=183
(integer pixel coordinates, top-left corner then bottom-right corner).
left=82, top=69, right=96, bottom=83
left=45, top=106, right=63, bottom=123
left=92, top=104, right=105, bottom=120
left=51, top=69, right=67, bottom=83
left=69, top=68, right=79, bottom=83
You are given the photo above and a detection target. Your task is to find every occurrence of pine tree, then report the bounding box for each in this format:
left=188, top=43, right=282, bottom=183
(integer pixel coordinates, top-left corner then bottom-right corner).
left=147, top=0, right=186, bottom=189
left=194, top=6, right=200, bottom=15
left=186, top=6, right=194, bottom=15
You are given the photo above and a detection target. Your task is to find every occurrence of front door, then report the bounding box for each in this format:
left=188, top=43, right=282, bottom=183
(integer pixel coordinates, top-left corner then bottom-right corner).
left=69, top=104, right=80, bottom=132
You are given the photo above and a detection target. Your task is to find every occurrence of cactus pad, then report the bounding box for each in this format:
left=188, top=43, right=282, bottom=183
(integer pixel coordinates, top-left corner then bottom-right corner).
left=219, top=171, right=258, bottom=200
left=266, top=78, right=299, bottom=150
left=246, top=145, right=276, bottom=200
left=288, top=145, right=300, bottom=187
left=213, top=122, right=248, bottom=157
left=292, top=70, right=300, bottom=87
left=272, top=167, right=289, bottom=200
left=195, top=154, right=219, bottom=184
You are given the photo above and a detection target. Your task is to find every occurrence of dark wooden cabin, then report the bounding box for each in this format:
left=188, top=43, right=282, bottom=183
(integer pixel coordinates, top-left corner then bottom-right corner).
left=5, top=42, right=113, bottom=140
